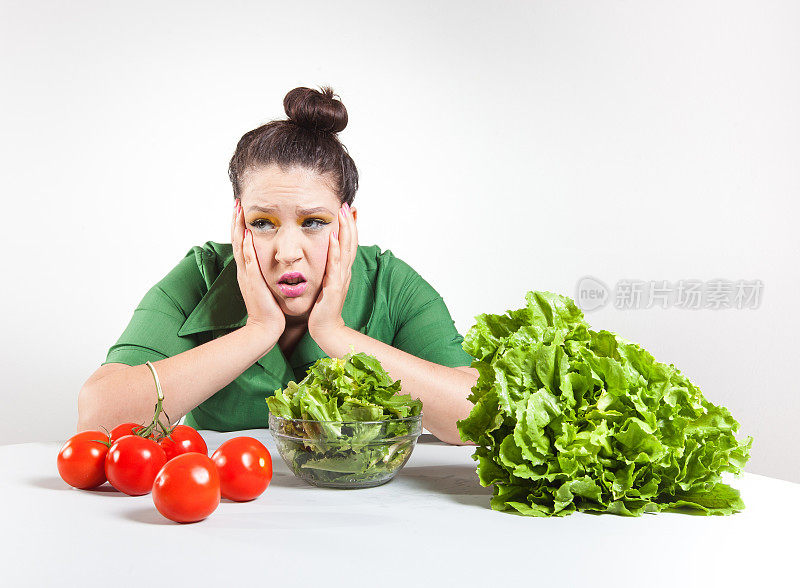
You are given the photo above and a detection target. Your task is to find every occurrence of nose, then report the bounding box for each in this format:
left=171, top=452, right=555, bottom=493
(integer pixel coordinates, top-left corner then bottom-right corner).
left=274, top=227, right=303, bottom=265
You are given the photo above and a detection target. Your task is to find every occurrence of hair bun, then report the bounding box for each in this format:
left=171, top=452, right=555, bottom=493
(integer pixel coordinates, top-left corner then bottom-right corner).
left=283, top=85, right=348, bottom=135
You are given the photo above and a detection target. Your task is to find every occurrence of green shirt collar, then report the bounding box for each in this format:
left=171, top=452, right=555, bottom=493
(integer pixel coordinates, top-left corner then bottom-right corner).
left=178, top=259, right=247, bottom=336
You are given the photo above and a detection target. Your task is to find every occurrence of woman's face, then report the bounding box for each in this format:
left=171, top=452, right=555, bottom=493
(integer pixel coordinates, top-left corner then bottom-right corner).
left=239, top=164, right=355, bottom=324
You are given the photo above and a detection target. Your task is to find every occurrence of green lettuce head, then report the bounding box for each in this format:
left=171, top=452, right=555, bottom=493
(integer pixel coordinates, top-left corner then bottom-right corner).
left=457, top=291, right=753, bottom=517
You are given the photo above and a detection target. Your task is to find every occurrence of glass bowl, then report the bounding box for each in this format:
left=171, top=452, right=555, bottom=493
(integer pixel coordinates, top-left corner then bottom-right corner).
left=268, top=412, right=423, bottom=489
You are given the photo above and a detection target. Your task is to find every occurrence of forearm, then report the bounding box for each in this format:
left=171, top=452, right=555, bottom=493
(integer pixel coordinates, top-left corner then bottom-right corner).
left=314, top=327, right=478, bottom=445
left=78, top=325, right=278, bottom=431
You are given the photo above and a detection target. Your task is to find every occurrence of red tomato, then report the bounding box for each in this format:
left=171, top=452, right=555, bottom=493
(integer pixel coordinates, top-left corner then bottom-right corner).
left=159, top=425, right=208, bottom=461
left=109, top=422, right=152, bottom=443
left=105, top=435, right=167, bottom=496
left=211, top=437, right=272, bottom=502
left=57, top=431, right=110, bottom=489
left=152, top=453, right=221, bottom=523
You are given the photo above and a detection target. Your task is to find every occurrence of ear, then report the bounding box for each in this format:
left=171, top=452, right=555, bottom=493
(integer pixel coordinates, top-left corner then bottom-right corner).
left=350, top=207, right=357, bottom=222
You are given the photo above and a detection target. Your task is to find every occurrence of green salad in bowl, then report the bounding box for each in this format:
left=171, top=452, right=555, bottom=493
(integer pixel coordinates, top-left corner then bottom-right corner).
left=266, top=352, right=423, bottom=488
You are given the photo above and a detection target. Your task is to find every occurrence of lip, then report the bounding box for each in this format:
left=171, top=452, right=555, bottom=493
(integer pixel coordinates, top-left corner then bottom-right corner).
left=279, top=272, right=306, bottom=283
left=277, top=272, right=308, bottom=298
left=278, top=281, right=308, bottom=298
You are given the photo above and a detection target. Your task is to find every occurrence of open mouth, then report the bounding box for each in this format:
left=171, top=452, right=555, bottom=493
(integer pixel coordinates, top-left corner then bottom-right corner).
left=277, top=272, right=308, bottom=297
left=278, top=272, right=307, bottom=286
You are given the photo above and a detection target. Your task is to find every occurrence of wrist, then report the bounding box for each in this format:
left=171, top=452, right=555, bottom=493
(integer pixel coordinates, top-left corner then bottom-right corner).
left=310, top=320, right=345, bottom=338
left=310, top=323, right=350, bottom=353
left=242, top=321, right=282, bottom=351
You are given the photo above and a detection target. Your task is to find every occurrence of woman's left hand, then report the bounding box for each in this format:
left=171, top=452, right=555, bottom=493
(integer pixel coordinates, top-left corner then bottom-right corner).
left=308, top=202, right=358, bottom=340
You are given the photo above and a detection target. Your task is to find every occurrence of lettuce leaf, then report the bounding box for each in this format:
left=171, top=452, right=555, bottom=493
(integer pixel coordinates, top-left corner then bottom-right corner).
left=457, top=291, right=753, bottom=516
left=266, top=352, right=423, bottom=486
left=267, top=352, right=422, bottom=425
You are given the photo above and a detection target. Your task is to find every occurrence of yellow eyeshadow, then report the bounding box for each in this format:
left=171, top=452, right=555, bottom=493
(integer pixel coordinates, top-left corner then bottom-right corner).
left=249, top=215, right=279, bottom=224
left=297, top=216, right=333, bottom=225
left=247, top=215, right=331, bottom=227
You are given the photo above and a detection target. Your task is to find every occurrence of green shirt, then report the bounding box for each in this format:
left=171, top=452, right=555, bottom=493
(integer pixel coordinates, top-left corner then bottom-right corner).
left=102, top=241, right=473, bottom=431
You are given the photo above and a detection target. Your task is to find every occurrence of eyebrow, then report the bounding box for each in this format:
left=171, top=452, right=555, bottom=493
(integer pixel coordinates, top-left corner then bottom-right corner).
left=247, top=205, right=334, bottom=216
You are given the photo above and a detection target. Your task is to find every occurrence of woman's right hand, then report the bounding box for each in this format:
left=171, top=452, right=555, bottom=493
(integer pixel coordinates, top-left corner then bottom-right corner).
left=231, top=199, right=286, bottom=340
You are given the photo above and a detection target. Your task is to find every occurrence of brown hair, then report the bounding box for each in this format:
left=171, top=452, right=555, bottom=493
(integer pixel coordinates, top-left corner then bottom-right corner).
left=228, top=85, right=359, bottom=206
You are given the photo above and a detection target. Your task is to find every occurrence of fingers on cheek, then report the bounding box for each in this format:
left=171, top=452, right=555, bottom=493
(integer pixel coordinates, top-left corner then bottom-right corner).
left=243, top=232, right=252, bottom=263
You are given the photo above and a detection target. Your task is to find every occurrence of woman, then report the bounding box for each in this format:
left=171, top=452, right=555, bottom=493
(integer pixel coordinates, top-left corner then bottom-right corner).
left=77, top=86, right=479, bottom=445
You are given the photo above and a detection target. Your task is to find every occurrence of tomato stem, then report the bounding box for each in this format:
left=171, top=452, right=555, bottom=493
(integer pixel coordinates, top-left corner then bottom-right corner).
left=139, top=397, right=172, bottom=440
left=138, top=361, right=173, bottom=440
left=93, top=431, right=114, bottom=448
left=94, top=426, right=114, bottom=448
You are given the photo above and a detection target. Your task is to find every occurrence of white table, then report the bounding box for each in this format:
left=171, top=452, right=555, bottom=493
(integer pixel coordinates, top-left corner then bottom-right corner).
left=1, top=429, right=796, bottom=587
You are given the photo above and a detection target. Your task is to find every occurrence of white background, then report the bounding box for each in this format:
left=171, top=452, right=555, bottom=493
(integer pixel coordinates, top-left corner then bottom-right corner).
left=1, top=0, right=797, bottom=482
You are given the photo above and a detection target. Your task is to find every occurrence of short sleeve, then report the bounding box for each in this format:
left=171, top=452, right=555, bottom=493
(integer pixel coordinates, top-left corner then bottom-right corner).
left=388, top=259, right=474, bottom=368
left=102, top=250, right=205, bottom=367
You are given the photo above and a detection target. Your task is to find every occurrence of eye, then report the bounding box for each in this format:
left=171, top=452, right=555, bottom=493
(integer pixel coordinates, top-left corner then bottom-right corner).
left=250, top=219, right=275, bottom=230
left=303, top=218, right=330, bottom=230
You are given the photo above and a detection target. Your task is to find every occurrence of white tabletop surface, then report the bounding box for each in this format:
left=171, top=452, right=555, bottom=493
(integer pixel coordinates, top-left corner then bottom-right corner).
left=1, top=429, right=796, bottom=587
